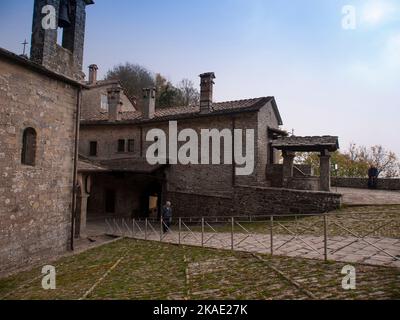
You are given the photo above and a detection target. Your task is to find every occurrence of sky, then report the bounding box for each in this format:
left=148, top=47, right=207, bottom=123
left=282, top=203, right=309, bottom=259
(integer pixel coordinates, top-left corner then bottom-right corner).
left=0, top=0, right=399, bottom=155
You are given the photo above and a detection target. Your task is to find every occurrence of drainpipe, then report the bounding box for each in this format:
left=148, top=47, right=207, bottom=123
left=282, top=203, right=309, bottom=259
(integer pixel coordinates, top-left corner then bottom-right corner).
left=70, top=86, right=82, bottom=251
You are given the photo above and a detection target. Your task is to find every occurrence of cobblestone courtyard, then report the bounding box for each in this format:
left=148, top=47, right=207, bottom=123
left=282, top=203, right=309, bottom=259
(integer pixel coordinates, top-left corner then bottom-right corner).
left=105, top=205, right=400, bottom=268
left=1, top=239, right=399, bottom=300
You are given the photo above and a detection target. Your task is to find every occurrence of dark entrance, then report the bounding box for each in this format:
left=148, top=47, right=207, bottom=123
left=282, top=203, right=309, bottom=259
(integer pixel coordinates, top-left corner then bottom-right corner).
left=105, top=189, right=116, bottom=213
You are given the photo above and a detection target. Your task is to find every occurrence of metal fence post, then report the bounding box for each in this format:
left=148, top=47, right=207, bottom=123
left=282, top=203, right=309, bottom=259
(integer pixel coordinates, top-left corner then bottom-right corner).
left=201, top=217, right=205, bottom=247
left=270, top=216, right=274, bottom=256
left=145, top=218, right=148, bottom=241
left=324, top=214, right=328, bottom=262
left=231, top=217, right=235, bottom=251
left=132, top=219, right=135, bottom=238
left=178, top=218, right=182, bottom=245
left=160, top=217, right=163, bottom=242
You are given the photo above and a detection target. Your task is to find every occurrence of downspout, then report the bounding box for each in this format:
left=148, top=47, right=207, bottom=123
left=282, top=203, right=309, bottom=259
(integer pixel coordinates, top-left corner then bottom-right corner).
left=70, top=86, right=82, bottom=251
left=231, top=116, right=236, bottom=187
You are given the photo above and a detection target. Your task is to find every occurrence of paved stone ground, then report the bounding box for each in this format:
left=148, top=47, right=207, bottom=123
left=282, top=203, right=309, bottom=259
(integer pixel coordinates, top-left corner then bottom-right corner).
left=123, top=231, right=400, bottom=268
left=337, top=187, right=400, bottom=205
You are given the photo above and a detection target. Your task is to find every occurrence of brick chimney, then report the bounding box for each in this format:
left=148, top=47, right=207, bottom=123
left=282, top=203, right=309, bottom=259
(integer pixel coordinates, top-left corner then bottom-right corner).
left=107, top=86, right=122, bottom=122
left=200, top=72, right=216, bottom=113
left=142, top=87, right=156, bottom=119
left=88, top=64, right=98, bottom=84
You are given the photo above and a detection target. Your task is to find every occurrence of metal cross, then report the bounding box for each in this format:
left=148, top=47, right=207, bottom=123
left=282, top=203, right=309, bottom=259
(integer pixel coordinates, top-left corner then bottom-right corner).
left=21, top=39, right=28, bottom=56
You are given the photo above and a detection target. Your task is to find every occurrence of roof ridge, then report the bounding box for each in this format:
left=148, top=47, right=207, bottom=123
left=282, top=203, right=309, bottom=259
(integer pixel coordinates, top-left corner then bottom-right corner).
left=215, top=97, right=268, bottom=104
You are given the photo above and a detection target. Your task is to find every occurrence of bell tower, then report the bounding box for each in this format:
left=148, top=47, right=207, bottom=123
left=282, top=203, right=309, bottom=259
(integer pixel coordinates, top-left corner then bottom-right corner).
left=30, top=0, right=94, bottom=80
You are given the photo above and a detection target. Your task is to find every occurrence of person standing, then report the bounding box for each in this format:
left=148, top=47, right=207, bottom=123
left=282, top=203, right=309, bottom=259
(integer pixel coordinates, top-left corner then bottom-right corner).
left=368, top=165, right=379, bottom=189
left=162, top=201, right=173, bottom=233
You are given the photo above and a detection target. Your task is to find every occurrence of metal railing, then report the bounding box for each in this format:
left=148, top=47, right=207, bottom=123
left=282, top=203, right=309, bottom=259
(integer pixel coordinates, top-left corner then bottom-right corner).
left=104, top=212, right=400, bottom=264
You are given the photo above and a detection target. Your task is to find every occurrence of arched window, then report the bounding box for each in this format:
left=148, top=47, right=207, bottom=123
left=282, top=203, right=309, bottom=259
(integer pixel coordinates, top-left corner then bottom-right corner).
left=21, top=128, right=37, bottom=166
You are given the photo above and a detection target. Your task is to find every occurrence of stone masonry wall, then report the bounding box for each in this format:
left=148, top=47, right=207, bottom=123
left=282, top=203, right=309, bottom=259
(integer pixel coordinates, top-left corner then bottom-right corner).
left=0, top=58, right=77, bottom=276
left=167, top=185, right=342, bottom=218
left=331, top=177, right=400, bottom=190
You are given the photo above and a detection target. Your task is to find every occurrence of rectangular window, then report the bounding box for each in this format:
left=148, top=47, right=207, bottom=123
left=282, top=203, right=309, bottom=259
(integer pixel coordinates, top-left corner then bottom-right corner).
left=101, top=94, right=109, bottom=111
left=89, top=141, right=98, bottom=156
left=128, top=139, right=135, bottom=153
left=118, top=139, right=126, bottom=153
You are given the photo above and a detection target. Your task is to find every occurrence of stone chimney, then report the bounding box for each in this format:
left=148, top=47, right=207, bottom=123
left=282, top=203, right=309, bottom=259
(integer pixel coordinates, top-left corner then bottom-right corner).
left=88, top=64, right=98, bottom=84
left=200, top=72, right=216, bottom=113
left=107, top=86, right=122, bottom=122
left=142, top=87, right=156, bottom=119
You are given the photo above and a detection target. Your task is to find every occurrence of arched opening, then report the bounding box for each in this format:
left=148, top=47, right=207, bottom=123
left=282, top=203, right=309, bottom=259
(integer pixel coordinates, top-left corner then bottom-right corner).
left=21, top=127, right=37, bottom=166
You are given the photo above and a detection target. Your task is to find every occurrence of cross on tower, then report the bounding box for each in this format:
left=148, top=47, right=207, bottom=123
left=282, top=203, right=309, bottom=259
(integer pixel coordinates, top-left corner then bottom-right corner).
left=21, top=39, right=28, bottom=56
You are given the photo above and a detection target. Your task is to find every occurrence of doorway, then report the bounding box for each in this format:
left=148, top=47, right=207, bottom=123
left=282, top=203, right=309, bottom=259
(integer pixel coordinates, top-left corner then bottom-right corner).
left=105, top=189, right=116, bottom=213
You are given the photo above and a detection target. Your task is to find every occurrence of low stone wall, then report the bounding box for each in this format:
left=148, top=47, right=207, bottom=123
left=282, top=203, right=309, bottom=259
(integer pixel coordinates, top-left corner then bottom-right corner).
left=234, top=185, right=342, bottom=216
left=167, top=185, right=342, bottom=217
left=288, top=177, right=320, bottom=191
left=166, top=192, right=234, bottom=217
left=331, top=177, right=400, bottom=190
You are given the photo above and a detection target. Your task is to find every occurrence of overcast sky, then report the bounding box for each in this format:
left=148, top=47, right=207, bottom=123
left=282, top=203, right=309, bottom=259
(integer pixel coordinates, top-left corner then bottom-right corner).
left=1, top=0, right=399, bottom=155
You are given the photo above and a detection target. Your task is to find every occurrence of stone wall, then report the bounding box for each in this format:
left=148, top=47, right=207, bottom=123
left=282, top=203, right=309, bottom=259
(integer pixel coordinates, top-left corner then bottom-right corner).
left=166, top=192, right=234, bottom=217
left=331, top=177, right=400, bottom=190
left=0, top=57, right=77, bottom=276
left=234, top=185, right=341, bottom=216
left=167, top=185, right=342, bottom=218
left=80, top=105, right=281, bottom=197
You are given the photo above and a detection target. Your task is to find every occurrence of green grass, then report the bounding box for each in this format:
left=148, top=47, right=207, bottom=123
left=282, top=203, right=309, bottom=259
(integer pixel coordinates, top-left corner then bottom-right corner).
left=1, top=238, right=399, bottom=300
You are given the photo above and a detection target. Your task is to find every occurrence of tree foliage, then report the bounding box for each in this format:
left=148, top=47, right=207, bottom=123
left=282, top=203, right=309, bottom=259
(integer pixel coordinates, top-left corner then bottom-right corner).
left=106, top=64, right=199, bottom=109
left=106, top=63, right=155, bottom=105
left=295, top=143, right=400, bottom=178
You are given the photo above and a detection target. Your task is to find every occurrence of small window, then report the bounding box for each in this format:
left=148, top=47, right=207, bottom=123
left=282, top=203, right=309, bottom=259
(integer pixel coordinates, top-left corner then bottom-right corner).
left=128, top=139, right=135, bottom=153
left=101, top=94, right=108, bottom=111
left=89, top=141, right=98, bottom=156
left=118, top=139, right=126, bottom=153
left=21, top=128, right=37, bottom=166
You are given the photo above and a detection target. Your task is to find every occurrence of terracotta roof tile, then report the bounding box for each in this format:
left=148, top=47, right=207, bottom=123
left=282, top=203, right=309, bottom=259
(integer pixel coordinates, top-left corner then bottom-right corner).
left=81, top=97, right=273, bottom=124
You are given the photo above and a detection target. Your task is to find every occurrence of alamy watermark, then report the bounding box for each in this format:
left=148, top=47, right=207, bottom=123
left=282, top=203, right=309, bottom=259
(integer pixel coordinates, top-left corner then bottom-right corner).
left=342, top=5, right=357, bottom=30
left=341, top=265, right=356, bottom=290
left=146, top=121, right=255, bottom=176
left=41, top=265, right=56, bottom=290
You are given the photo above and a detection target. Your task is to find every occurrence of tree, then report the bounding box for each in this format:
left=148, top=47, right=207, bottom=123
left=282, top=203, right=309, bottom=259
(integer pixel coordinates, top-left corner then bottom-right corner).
left=106, top=64, right=199, bottom=109
left=175, top=79, right=200, bottom=106
left=356, top=144, right=399, bottom=178
left=295, top=143, right=400, bottom=178
left=106, top=63, right=155, bottom=105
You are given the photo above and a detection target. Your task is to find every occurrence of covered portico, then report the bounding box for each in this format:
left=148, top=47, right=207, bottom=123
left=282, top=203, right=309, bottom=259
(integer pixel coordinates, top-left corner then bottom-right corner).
left=75, top=157, right=168, bottom=239
left=272, top=136, right=339, bottom=192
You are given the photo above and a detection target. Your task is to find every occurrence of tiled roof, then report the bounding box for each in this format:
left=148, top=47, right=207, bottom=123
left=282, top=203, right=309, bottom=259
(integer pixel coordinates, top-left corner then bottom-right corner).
left=81, top=97, right=275, bottom=124
left=78, top=158, right=108, bottom=172
left=78, top=156, right=167, bottom=173
left=272, top=136, right=339, bottom=152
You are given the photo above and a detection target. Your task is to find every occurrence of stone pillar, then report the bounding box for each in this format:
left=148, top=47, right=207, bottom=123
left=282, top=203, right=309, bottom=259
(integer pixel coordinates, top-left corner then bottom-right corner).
left=75, top=174, right=91, bottom=239
left=282, top=151, right=295, bottom=188
left=319, top=150, right=331, bottom=192
left=78, top=194, right=89, bottom=238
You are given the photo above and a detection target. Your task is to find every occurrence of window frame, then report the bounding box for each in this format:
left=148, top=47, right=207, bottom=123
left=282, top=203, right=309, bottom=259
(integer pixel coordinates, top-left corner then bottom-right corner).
left=128, top=139, right=135, bottom=153
left=89, top=141, right=98, bottom=157
left=117, top=139, right=126, bottom=153
left=21, top=127, right=37, bottom=166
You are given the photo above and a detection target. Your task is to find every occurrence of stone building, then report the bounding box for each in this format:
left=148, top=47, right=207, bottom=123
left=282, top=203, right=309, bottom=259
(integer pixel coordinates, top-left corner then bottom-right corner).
left=1, top=0, right=341, bottom=274
left=0, top=0, right=93, bottom=275
left=76, top=68, right=342, bottom=237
